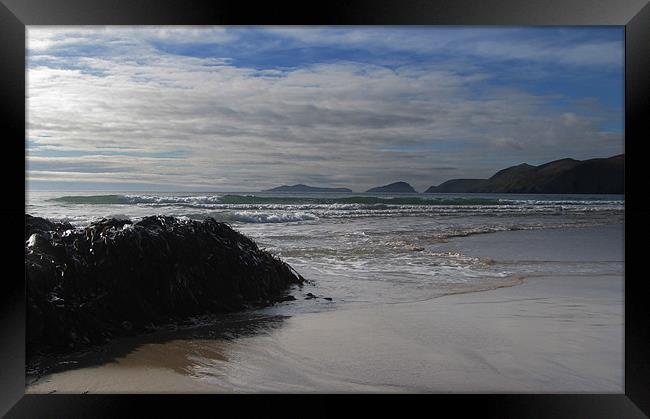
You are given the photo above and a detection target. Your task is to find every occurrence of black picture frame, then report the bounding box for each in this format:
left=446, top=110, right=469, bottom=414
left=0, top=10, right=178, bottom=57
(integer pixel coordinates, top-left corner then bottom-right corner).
left=1, top=0, right=648, bottom=417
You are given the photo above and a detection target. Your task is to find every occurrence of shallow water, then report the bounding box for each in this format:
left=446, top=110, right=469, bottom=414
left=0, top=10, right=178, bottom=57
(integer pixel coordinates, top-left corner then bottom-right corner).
left=26, top=191, right=624, bottom=310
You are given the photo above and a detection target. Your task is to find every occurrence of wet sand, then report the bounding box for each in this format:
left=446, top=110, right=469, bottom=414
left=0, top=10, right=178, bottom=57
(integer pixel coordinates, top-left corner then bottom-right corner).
left=27, top=226, right=624, bottom=393
left=27, top=274, right=623, bottom=393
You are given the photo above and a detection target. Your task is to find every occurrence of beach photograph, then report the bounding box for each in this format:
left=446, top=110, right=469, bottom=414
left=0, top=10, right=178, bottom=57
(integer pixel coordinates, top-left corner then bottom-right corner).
left=25, top=26, right=624, bottom=393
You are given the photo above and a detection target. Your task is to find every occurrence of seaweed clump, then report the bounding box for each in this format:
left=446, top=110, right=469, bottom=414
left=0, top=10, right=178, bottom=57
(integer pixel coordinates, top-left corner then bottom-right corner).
left=25, top=214, right=304, bottom=356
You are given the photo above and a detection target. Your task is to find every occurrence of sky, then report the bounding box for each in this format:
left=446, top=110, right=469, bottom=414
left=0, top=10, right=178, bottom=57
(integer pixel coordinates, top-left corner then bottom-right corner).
left=26, top=26, right=624, bottom=192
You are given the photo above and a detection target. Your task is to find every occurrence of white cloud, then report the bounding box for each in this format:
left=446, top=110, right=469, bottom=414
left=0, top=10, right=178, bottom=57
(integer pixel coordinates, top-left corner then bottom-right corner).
left=264, top=27, right=623, bottom=68
left=26, top=27, right=623, bottom=191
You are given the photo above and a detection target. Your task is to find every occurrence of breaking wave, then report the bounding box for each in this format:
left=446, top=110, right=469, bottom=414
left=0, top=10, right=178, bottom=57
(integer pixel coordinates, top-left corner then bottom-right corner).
left=230, top=212, right=318, bottom=224
left=45, top=193, right=624, bottom=225
left=50, top=193, right=623, bottom=207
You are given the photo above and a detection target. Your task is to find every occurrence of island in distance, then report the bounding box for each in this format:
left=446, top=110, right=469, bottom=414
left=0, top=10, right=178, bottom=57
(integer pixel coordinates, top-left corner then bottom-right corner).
left=425, top=154, right=623, bottom=194
left=263, top=184, right=353, bottom=193
left=366, top=181, right=417, bottom=193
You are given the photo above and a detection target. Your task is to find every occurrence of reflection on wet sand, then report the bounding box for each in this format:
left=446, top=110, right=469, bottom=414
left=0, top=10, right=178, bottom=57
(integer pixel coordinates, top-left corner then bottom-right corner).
left=27, top=313, right=288, bottom=391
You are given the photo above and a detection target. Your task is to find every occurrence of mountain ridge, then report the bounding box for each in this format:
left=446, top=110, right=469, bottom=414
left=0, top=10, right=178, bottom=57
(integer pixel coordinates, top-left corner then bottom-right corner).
left=425, top=155, right=623, bottom=194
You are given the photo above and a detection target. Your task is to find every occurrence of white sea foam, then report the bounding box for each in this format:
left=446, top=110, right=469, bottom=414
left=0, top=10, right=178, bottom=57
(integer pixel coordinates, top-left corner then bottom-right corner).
left=231, top=211, right=318, bottom=224
left=26, top=234, right=38, bottom=248
left=123, top=195, right=223, bottom=205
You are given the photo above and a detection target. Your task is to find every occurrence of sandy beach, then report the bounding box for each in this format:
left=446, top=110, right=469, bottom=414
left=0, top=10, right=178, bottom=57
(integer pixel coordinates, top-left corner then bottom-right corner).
left=23, top=25, right=626, bottom=398
left=27, top=225, right=623, bottom=393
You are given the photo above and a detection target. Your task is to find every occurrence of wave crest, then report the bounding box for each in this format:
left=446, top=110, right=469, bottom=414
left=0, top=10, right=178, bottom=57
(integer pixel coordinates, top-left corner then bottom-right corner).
left=50, top=194, right=508, bottom=206
left=231, top=211, right=318, bottom=223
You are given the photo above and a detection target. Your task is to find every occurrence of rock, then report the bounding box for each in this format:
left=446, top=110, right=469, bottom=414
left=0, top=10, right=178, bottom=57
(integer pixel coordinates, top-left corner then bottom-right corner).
left=323, top=297, right=332, bottom=301
left=25, top=214, right=73, bottom=240
left=25, top=214, right=305, bottom=357
left=279, top=295, right=296, bottom=302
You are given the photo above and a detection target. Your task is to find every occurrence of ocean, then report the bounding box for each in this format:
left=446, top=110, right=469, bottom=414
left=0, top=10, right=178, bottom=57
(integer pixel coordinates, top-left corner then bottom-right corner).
left=26, top=191, right=624, bottom=311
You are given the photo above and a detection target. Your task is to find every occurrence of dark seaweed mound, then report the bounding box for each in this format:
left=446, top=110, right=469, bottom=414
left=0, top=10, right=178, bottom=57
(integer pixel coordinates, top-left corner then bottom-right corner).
left=25, top=214, right=305, bottom=356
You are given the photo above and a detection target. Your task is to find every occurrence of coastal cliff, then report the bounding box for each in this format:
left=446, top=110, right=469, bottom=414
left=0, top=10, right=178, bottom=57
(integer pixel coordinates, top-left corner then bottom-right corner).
left=425, top=155, right=624, bottom=194
left=25, top=214, right=304, bottom=357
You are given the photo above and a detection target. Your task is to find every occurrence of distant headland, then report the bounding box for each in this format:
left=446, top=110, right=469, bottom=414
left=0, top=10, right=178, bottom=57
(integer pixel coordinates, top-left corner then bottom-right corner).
left=263, top=184, right=353, bottom=193
left=261, top=155, right=623, bottom=195
left=366, top=181, right=417, bottom=193
left=425, top=154, right=624, bottom=194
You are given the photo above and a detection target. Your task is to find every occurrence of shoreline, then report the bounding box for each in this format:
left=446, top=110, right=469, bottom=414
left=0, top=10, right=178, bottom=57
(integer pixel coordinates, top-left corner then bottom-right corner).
left=25, top=274, right=526, bottom=386
left=26, top=224, right=624, bottom=393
